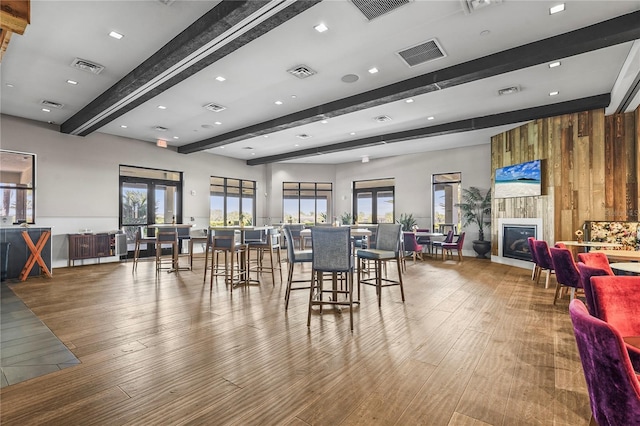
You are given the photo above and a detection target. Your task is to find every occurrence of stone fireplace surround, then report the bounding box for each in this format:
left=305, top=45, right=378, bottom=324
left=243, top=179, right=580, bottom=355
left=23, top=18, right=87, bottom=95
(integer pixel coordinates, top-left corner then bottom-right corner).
left=492, top=218, right=543, bottom=269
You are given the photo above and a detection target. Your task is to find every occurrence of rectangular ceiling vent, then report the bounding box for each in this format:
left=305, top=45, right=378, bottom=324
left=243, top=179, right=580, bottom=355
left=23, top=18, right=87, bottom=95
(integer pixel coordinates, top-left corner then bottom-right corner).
left=203, top=103, right=227, bottom=112
left=70, top=58, right=105, bottom=75
left=374, top=115, right=392, bottom=123
left=350, top=0, right=411, bottom=21
left=157, top=0, right=176, bottom=5
left=41, top=100, right=64, bottom=109
left=153, top=126, right=168, bottom=132
left=287, top=65, right=317, bottom=79
left=397, top=38, right=446, bottom=67
left=461, top=0, right=503, bottom=15
left=296, top=134, right=312, bottom=139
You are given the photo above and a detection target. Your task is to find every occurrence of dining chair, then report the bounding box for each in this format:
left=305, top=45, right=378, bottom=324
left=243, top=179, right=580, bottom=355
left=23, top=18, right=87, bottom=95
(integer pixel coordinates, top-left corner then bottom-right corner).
left=440, top=232, right=465, bottom=261
left=532, top=239, right=555, bottom=288
left=307, top=226, right=356, bottom=331
left=576, top=262, right=613, bottom=316
left=577, top=251, right=614, bottom=275
left=527, top=237, right=541, bottom=281
left=284, top=224, right=304, bottom=250
left=569, top=299, right=640, bottom=426
left=132, top=226, right=155, bottom=271
left=357, top=223, right=404, bottom=307
left=204, top=229, right=247, bottom=291
left=282, top=225, right=313, bottom=310
left=549, top=247, right=581, bottom=305
left=431, top=230, right=454, bottom=258
left=402, top=232, right=423, bottom=264
left=247, top=228, right=282, bottom=285
left=415, top=228, right=431, bottom=255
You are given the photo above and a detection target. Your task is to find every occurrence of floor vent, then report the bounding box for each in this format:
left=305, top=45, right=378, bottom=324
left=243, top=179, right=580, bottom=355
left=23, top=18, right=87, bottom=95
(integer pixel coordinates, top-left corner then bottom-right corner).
left=397, top=38, right=446, bottom=67
left=287, top=65, right=317, bottom=79
left=41, top=100, right=64, bottom=109
left=203, top=103, right=227, bottom=112
left=350, top=0, right=411, bottom=21
left=70, top=58, right=105, bottom=75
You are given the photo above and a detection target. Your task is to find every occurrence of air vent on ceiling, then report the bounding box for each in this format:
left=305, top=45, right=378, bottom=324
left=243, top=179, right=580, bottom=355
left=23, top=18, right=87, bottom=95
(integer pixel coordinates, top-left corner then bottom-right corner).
left=296, top=134, right=312, bottom=139
left=153, top=126, right=168, bottom=132
left=70, top=58, right=105, bottom=75
left=498, top=85, right=520, bottom=96
left=460, top=0, right=503, bottom=15
left=41, top=100, right=64, bottom=109
left=287, top=65, right=317, bottom=79
left=203, top=102, right=227, bottom=112
left=242, top=147, right=254, bottom=150
left=374, top=115, right=392, bottom=123
left=157, top=0, right=176, bottom=5
left=350, top=0, right=411, bottom=20
left=397, top=38, right=446, bottom=67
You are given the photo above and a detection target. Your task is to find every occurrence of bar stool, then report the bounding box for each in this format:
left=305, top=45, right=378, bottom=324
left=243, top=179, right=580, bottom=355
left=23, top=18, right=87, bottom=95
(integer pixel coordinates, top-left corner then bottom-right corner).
left=204, top=229, right=247, bottom=291
left=282, top=225, right=313, bottom=310
left=307, top=226, right=356, bottom=331
left=247, top=228, right=282, bottom=285
left=132, top=226, right=155, bottom=271
left=356, top=223, right=404, bottom=307
left=155, top=230, right=179, bottom=274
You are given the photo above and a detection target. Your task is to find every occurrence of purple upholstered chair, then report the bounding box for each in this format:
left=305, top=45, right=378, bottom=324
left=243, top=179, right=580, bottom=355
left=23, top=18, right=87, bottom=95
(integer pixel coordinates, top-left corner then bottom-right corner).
left=431, top=230, right=454, bottom=258
left=554, top=242, right=567, bottom=249
left=569, top=299, right=640, bottom=426
left=532, top=239, right=554, bottom=288
left=549, top=247, right=581, bottom=305
left=577, top=252, right=614, bottom=276
left=440, top=232, right=465, bottom=261
left=527, top=237, right=540, bottom=281
left=576, top=262, right=613, bottom=316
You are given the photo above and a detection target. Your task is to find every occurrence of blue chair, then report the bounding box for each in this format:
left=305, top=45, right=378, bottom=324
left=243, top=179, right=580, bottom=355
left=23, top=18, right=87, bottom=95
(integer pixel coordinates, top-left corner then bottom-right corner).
left=282, top=225, right=313, bottom=310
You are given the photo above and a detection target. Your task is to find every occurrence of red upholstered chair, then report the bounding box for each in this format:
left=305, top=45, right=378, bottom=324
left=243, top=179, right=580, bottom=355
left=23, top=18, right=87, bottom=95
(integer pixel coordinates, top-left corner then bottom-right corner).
left=569, top=299, right=640, bottom=426
left=577, top=252, right=614, bottom=275
left=439, top=232, right=465, bottom=261
left=527, top=237, right=540, bottom=281
left=590, top=275, right=640, bottom=372
left=576, top=262, right=613, bottom=316
left=532, top=239, right=554, bottom=288
left=554, top=242, right=567, bottom=249
left=549, top=247, right=581, bottom=305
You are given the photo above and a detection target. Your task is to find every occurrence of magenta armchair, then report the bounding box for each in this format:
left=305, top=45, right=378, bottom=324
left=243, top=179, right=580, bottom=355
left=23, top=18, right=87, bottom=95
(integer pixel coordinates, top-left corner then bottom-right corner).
left=440, top=232, right=465, bottom=261
left=527, top=237, right=540, bottom=281
left=569, top=299, right=640, bottom=426
left=532, top=239, right=554, bottom=288
left=577, top=252, right=614, bottom=275
left=549, top=247, right=581, bottom=305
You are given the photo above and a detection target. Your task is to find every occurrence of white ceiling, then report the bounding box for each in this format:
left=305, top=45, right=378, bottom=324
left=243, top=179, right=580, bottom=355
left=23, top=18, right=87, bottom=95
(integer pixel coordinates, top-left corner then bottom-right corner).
left=1, top=0, right=639, bottom=165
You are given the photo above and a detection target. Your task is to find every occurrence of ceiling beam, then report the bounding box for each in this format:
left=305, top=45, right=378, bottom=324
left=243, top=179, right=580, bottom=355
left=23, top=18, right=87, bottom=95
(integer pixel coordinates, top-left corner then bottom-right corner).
left=60, top=0, right=321, bottom=136
left=245, top=94, right=611, bottom=165
left=179, top=10, right=640, bottom=155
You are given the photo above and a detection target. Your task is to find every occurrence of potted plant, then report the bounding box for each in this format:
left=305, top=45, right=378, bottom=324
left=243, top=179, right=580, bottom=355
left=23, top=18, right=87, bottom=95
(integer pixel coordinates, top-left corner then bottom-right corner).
left=456, top=187, right=491, bottom=258
left=340, top=212, right=353, bottom=225
left=397, top=213, right=417, bottom=231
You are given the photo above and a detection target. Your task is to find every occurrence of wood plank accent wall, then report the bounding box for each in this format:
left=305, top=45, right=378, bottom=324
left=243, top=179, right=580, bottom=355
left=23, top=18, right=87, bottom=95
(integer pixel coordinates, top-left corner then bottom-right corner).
left=490, top=106, right=639, bottom=256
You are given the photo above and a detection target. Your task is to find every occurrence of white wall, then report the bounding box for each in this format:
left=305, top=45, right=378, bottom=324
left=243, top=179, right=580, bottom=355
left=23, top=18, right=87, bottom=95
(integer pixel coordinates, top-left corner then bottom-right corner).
left=1, top=114, right=492, bottom=265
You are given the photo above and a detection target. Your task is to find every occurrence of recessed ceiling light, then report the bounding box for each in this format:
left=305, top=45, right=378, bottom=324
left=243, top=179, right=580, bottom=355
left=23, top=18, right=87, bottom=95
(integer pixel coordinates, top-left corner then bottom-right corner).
left=5, top=83, right=14, bottom=88
left=173, top=136, right=179, bottom=139
left=120, top=125, right=128, bottom=128
left=157, top=105, right=167, bottom=110
left=251, top=152, right=256, bottom=156
left=314, top=23, right=328, bottom=33
left=109, top=31, right=124, bottom=40
left=264, top=135, right=269, bottom=138
left=291, top=95, right=297, bottom=99
left=368, top=67, right=379, bottom=74
left=42, top=108, right=50, bottom=112
left=214, top=121, right=222, bottom=125
left=294, top=144, right=299, bottom=147
left=405, top=99, right=414, bottom=103
left=321, top=120, right=328, bottom=124
left=66, top=79, right=78, bottom=85
left=549, top=91, right=559, bottom=96
left=427, top=116, right=435, bottom=120
left=215, top=76, right=226, bottom=82
left=275, top=100, right=283, bottom=105
left=350, top=132, right=356, bottom=136
left=220, top=146, right=225, bottom=149
left=549, top=61, right=561, bottom=68
left=549, top=3, right=565, bottom=14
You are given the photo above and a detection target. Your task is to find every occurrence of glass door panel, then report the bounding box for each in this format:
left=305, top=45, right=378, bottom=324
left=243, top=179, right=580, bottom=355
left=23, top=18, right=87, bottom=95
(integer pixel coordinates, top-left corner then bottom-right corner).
left=356, top=192, right=373, bottom=223
left=377, top=191, right=394, bottom=223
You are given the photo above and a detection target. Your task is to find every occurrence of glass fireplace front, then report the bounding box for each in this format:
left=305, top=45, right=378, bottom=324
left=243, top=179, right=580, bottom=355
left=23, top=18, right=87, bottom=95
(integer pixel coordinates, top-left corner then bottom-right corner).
left=502, top=225, right=536, bottom=261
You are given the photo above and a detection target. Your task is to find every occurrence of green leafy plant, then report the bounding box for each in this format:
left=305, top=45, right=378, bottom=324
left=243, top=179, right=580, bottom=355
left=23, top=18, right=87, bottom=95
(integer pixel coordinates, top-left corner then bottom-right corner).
left=340, top=212, right=352, bottom=225
left=456, top=187, right=491, bottom=241
left=397, top=213, right=417, bottom=231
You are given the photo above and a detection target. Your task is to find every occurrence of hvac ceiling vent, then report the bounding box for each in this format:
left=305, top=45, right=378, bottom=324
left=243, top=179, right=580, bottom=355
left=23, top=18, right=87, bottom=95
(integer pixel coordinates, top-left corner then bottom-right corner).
left=498, top=85, right=520, bottom=96
left=374, top=115, right=392, bottom=123
left=70, top=58, right=105, bottom=75
left=153, top=126, right=168, bottom=132
left=397, top=39, right=446, bottom=67
left=41, top=100, right=64, bottom=109
left=287, top=65, right=317, bottom=79
left=460, top=0, right=503, bottom=15
left=203, top=102, right=227, bottom=112
left=157, top=0, right=176, bottom=5
left=350, top=0, right=411, bottom=20
left=296, top=133, right=312, bottom=139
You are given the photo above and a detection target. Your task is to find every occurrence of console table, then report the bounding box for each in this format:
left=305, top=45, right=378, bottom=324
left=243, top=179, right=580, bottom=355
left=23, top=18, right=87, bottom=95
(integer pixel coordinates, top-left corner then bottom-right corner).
left=68, top=232, right=126, bottom=266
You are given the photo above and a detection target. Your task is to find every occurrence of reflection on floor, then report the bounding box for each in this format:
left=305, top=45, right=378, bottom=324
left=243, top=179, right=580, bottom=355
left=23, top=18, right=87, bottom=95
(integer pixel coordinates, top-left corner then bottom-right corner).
left=1, top=282, right=80, bottom=388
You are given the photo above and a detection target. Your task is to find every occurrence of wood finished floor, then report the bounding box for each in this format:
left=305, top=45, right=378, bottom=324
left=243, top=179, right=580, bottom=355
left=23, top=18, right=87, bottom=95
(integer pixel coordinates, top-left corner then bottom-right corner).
left=0, top=255, right=591, bottom=425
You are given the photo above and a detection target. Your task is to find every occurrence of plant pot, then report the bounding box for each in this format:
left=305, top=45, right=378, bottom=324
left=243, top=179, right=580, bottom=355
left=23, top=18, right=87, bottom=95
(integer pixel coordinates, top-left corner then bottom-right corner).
left=472, top=240, right=491, bottom=259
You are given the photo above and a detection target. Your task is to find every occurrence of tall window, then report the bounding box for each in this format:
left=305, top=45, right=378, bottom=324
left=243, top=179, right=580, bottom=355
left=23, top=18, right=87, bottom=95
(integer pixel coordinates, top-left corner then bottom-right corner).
left=282, top=182, right=332, bottom=225
left=432, top=172, right=461, bottom=232
left=353, top=178, right=395, bottom=224
left=210, top=177, right=256, bottom=226
left=0, top=150, right=35, bottom=224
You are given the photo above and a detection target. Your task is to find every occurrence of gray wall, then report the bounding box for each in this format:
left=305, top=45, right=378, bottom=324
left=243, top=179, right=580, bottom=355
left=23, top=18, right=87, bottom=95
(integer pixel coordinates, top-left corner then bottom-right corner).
left=1, top=114, right=492, bottom=266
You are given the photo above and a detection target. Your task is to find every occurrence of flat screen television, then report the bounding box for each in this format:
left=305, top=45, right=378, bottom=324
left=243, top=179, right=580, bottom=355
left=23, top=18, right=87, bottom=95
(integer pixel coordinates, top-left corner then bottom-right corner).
left=494, top=159, right=542, bottom=198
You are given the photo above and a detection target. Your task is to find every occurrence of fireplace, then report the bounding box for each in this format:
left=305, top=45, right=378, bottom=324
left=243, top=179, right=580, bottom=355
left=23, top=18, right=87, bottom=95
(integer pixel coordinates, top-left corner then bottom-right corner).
left=502, top=225, right=536, bottom=261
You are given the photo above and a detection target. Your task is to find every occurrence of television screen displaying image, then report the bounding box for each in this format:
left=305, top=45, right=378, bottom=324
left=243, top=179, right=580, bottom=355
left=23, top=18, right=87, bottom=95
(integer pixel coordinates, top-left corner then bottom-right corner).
left=495, top=159, right=542, bottom=198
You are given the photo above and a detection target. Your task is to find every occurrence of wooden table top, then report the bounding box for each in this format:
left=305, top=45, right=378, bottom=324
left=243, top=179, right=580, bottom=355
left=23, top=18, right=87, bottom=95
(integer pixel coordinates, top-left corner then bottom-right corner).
left=555, top=241, right=622, bottom=248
